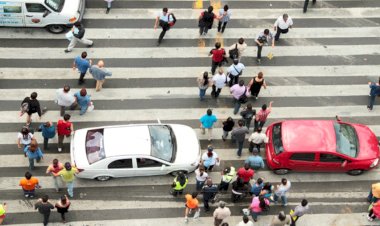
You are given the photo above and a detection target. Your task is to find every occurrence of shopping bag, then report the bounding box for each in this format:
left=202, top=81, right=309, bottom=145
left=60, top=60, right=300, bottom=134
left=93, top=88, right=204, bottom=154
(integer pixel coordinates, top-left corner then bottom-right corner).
left=65, top=31, right=73, bottom=41
left=87, top=102, right=94, bottom=112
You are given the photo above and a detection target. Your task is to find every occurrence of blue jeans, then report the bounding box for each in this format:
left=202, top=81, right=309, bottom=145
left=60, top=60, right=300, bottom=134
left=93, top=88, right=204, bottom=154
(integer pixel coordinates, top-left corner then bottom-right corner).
left=251, top=211, right=262, bottom=221
left=66, top=181, right=74, bottom=197
left=233, top=98, right=241, bottom=115
left=274, top=194, right=287, bottom=206
left=23, top=189, right=35, bottom=197
left=368, top=95, right=376, bottom=110
left=79, top=104, right=88, bottom=115
left=196, top=179, right=205, bottom=191
left=236, top=141, right=244, bottom=156
left=199, top=88, right=207, bottom=100
left=29, top=157, right=40, bottom=170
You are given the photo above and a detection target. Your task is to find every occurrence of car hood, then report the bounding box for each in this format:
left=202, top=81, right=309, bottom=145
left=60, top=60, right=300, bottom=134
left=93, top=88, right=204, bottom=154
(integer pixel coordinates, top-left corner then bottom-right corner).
left=171, top=124, right=201, bottom=165
left=71, top=128, right=90, bottom=168
left=353, top=124, right=380, bottom=160
left=61, top=0, right=80, bottom=16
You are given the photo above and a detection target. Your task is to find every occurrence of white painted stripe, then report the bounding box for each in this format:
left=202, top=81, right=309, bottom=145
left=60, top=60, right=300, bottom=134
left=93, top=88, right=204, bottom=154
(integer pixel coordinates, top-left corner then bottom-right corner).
left=93, top=0, right=370, bottom=2
left=0, top=66, right=379, bottom=79
left=0, top=154, right=70, bottom=168
left=1, top=27, right=379, bottom=39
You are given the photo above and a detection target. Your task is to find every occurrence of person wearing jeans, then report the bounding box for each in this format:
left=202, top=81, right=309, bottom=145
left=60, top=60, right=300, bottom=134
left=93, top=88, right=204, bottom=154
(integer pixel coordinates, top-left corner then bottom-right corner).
left=230, top=80, right=247, bottom=115
left=217, top=5, right=231, bottom=33
left=46, top=159, right=64, bottom=192
left=24, top=140, right=43, bottom=170
left=274, top=178, right=291, bottom=206
left=54, top=162, right=79, bottom=198
left=38, top=122, right=55, bottom=150
left=231, top=120, right=249, bottom=157
left=197, top=71, right=211, bottom=101
left=55, top=85, right=77, bottom=117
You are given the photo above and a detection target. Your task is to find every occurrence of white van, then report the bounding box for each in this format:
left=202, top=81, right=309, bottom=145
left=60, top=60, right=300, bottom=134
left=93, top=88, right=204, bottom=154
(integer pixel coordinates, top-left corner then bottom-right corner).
left=0, top=0, right=85, bottom=33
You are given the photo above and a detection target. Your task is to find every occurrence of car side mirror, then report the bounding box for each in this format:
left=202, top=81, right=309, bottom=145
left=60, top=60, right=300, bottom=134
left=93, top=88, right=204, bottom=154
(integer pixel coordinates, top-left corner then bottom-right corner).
left=160, top=165, right=166, bottom=170
left=341, top=160, right=348, bottom=168
left=43, top=10, right=50, bottom=18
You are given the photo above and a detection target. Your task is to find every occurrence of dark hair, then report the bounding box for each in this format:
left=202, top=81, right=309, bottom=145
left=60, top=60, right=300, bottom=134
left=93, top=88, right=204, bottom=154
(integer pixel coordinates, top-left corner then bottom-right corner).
left=247, top=103, right=252, bottom=110
left=191, top=192, right=198, bottom=199
left=53, top=159, right=58, bottom=165
left=177, top=172, right=187, bottom=186
left=239, top=80, right=244, bottom=86
left=21, top=127, right=30, bottom=140
left=238, top=38, right=245, bottom=45
left=258, top=71, right=264, bottom=79
left=223, top=5, right=228, bottom=11
left=207, top=109, right=212, bottom=116
left=42, top=195, right=49, bottom=203
left=257, top=177, right=263, bottom=185
left=81, top=51, right=87, bottom=59
left=25, top=171, right=32, bottom=180
left=283, top=14, right=288, bottom=19
left=259, top=195, right=267, bottom=209
left=64, top=162, right=72, bottom=170
left=264, top=29, right=270, bottom=35
left=238, top=119, right=244, bottom=127
left=243, top=215, right=249, bottom=223
left=163, top=7, right=168, bottom=13
left=44, top=122, right=51, bottom=127
left=203, top=71, right=209, bottom=86
left=63, top=114, right=71, bottom=121
left=226, top=117, right=233, bottom=122
left=80, top=88, right=87, bottom=97
left=63, top=85, right=70, bottom=92
left=233, top=58, right=239, bottom=65
left=207, top=6, right=213, bottom=13
left=74, top=22, right=81, bottom=27
left=244, top=162, right=250, bottom=170
left=215, top=42, right=221, bottom=49
left=301, top=199, right=308, bottom=207
left=262, top=104, right=267, bottom=111
left=278, top=211, right=286, bottom=221
left=30, top=92, right=37, bottom=100
left=61, top=195, right=67, bottom=205
left=281, top=178, right=287, bottom=185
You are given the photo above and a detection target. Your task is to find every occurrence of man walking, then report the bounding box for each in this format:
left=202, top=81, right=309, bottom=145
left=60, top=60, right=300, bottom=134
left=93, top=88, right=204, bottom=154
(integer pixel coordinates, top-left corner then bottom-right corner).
left=73, top=51, right=92, bottom=85
left=227, top=59, right=245, bottom=87
left=209, top=42, right=226, bottom=75
left=212, top=68, right=230, bottom=98
left=213, top=201, right=231, bottom=226
left=274, top=14, right=293, bottom=41
left=46, top=159, right=64, bottom=192
left=218, top=5, right=231, bottom=33
left=290, top=199, right=309, bottom=226
left=254, top=101, right=273, bottom=131
left=240, top=104, right=255, bottom=130
left=53, top=162, right=79, bottom=198
left=255, top=29, right=274, bottom=64
left=57, top=114, right=73, bottom=152
left=65, top=22, right=93, bottom=53
left=231, top=120, right=249, bottom=157
left=248, top=127, right=268, bottom=152
left=154, top=7, right=176, bottom=46
left=35, top=195, right=55, bottom=226
left=200, top=109, right=218, bottom=141
left=274, top=178, right=292, bottom=206
left=38, top=122, right=55, bottom=150
left=199, top=6, right=217, bottom=36
left=202, top=179, right=218, bottom=212
left=19, top=171, right=40, bottom=198
left=90, top=60, right=113, bottom=92
left=230, top=80, right=248, bottom=115
left=367, top=78, right=380, bottom=111
left=245, top=148, right=265, bottom=170
left=20, top=92, right=43, bottom=126
left=55, top=85, right=77, bottom=117
left=303, top=0, right=316, bottom=13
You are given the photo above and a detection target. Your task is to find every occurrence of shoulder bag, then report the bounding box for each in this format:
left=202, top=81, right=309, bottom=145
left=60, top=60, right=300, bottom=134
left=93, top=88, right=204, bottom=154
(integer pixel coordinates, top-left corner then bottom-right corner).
left=238, top=87, right=248, bottom=104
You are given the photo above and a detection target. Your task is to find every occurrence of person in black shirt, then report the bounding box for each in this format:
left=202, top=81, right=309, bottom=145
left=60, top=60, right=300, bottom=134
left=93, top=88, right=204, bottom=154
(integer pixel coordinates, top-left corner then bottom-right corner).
left=21, top=92, right=43, bottom=126
left=202, top=179, right=218, bottom=211
left=35, top=195, right=54, bottom=226
left=222, top=117, right=235, bottom=141
left=65, top=22, right=94, bottom=53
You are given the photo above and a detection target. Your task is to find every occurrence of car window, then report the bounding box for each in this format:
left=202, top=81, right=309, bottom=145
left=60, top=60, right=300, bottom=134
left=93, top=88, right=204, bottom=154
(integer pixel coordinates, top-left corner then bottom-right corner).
left=26, top=3, right=47, bottom=13
left=86, top=129, right=106, bottom=164
left=148, top=125, right=175, bottom=162
left=108, top=159, right=133, bottom=169
left=3, top=5, right=22, bottom=13
left=272, top=123, right=284, bottom=155
left=333, top=122, right=358, bottom=158
left=290, top=153, right=315, bottom=161
left=137, top=158, right=162, bottom=168
left=45, top=0, right=64, bottom=12
left=320, top=154, right=345, bottom=163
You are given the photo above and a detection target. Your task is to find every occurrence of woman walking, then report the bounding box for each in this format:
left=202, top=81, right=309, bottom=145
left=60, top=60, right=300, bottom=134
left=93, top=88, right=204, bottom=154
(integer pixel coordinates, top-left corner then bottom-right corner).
left=248, top=195, right=270, bottom=222
left=222, top=117, right=235, bottom=141
left=55, top=195, right=71, bottom=223
left=24, top=140, right=44, bottom=170
left=195, top=166, right=208, bottom=191
left=248, top=72, right=267, bottom=100
left=197, top=71, right=211, bottom=101
left=17, top=127, right=34, bottom=150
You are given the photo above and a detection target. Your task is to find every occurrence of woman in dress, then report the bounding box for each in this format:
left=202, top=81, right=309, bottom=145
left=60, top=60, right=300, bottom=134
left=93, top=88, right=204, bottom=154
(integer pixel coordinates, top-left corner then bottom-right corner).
left=248, top=72, right=267, bottom=99
left=55, top=195, right=71, bottom=223
left=197, top=71, right=211, bottom=101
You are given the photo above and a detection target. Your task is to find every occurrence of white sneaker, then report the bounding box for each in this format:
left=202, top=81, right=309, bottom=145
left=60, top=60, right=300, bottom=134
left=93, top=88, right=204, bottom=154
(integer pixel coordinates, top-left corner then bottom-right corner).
left=58, top=148, right=62, bottom=152
left=193, top=210, right=200, bottom=219
left=184, top=217, right=188, bottom=223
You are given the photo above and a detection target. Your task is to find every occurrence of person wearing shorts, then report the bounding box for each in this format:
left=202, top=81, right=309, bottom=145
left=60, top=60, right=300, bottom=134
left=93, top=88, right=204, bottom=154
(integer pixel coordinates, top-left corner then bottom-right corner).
left=184, top=192, right=200, bottom=222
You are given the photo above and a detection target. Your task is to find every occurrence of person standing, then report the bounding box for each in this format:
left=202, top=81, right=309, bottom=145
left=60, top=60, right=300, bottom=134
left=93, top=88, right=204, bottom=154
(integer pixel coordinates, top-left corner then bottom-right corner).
left=255, top=29, right=275, bottom=64
left=170, top=171, right=188, bottom=196
left=65, top=22, right=93, bottom=53
left=245, top=148, right=265, bottom=171
left=212, top=68, right=230, bottom=98
left=222, top=117, right=235, bottom=141
left=248, top=195, right=270, bottom=222
left=367, top=78, right=380, bottom=111
left=218, top=5, right=231, bottom=33
left=73, top=51, right=92, bottom=85
left=200, top=146, right=220, bottom=172
left=55, top=85, right=77, bottom=117
left=274, top=14, right=293, bottom=41
left=202, top=179, right=218, bottom=212
left=230, top=80, right=248, bottom=115
left=24, top=139, right=44, bottom=170
left=231, top=120, right=249, bottom=157
left=227, top=59, right=245, bottom=87
left=21, top=92, right=42, bottom=126
left=248, top=127, right=268, bottom=153
left=274, top=178, right=292, bottom=206
left=240, top=104, right=255, bottom=130
left=250, top=177, right=264, bottom=197
left=19, top=171, right=40, bottom=198
left=248, top=72, right=267, bottom=100
left=270, top=211, right=291, bottom=226
left=200, top=109, right=218, bottom=141
left=199, top=6, right=217, bottom=36
left=17, top=127, right=34, bottom=150
left=38, top=122, right=55, bottom=150
left=209, top=42, right=226, bottom=75
left=55, top=195, right=71, bottom=223
left=154, top=8, right=175, bottom=46
left=0, top=203, right=7, bottom=225
left=229, top=38, right=247, bottom=61
left=236, top=215, right=254, bottom=226
left=184, top=192, right=200, bottom=223
left=53, top=162, right=79, bottom=198
left=195, top=166, right=208, bottom=191
left=218, top=165, right=236, bottom=191
left=290, top=199, right=309, bottom=226
left=90, top=60, right=113, bottom=92
left=34, top=195, right=55, bottom=226
left=254, top=101, right=273, bottom=131
left=303, top=0, right=316, bottom=13
left=213, top=201, right=231, bottom=226
left=57, top=114, right=74, bottom=152
left=74, top=88, right=91, bottom=115
left=237, top=163, right=254, bottom=185
left=105, top=0, right=113, bottom=14
left=46, top=159, right=64, bottom=192
left=197, top=71, right=211, bottom=101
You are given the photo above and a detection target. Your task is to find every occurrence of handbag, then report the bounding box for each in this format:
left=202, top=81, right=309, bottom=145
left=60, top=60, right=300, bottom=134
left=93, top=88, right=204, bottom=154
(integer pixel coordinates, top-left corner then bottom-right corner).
left=168, top=13, right=176, bottom=27
left=65, top=30, right=74, bottom=41
left=238, top=87, right=248, bottom=104
left=229, top=44, right=239, bottom=60
left=87, top=102, right=94, bottom=112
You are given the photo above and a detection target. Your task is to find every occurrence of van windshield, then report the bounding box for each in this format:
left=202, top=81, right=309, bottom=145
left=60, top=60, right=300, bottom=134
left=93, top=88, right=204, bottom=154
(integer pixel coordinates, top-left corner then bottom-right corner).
left=45, top=0, right=65, bottom=12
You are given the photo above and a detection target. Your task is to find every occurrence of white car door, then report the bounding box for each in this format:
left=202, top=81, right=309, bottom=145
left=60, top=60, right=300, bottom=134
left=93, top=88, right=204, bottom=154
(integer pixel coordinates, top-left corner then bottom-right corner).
left=23, top=3, right=48, bottom=27
left=135, top=157, right=170, bottom=177
left=106, top=157, right=136, bottom=178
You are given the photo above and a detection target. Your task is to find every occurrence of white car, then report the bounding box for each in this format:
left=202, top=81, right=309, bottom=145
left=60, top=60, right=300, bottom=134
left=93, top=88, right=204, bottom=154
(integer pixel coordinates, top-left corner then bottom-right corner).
left=70, top=124, right=201, bottom=181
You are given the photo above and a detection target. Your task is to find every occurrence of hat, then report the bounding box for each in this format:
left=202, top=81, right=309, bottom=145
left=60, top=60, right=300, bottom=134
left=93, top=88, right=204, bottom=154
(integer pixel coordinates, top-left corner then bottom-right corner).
left=64, top=162, right=72, bottom=170
left=207, top=145, right=213, bottom=152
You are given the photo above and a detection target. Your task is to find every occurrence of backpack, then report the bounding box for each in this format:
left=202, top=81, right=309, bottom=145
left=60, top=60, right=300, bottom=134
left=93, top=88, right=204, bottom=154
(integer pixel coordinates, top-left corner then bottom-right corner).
left=202, top=11, right=214, bottom=23
left=20, top=97, right=30, bottom=113
left=229, top=44, right=239, bottom=60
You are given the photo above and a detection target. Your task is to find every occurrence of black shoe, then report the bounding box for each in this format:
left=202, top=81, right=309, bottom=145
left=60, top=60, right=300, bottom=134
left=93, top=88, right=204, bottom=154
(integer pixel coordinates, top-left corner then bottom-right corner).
left=312, top=0, right=316, bottom=4
left=106, top=8, right=110, bottom=14
left=64, top=49, right=71, bottom=53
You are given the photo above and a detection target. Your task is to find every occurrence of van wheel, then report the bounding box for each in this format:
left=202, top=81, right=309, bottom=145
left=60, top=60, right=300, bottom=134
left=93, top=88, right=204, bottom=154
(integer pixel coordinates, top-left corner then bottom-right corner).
left=46, top=24, right=66, bottom=34
left=273, top=169, right=289, bottom=175
left=347, top=169, right=363, bottom=176
left=96, top=176, right=112, bottom=181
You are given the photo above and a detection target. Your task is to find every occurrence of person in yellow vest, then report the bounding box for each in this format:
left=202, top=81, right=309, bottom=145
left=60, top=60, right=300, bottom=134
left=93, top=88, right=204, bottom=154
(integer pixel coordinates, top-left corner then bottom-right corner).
left=0, top=203, right=7, bottom=225
left=368, top=182, right=380, bottom=203
left=218, top=165, right=236, bottom=191
left=170, top=171, right=188, bottom=197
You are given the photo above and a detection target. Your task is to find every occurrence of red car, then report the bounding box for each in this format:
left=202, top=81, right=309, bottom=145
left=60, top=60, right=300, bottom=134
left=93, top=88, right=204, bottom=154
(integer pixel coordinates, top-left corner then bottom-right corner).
left=265, top=119, right=380, bottom=175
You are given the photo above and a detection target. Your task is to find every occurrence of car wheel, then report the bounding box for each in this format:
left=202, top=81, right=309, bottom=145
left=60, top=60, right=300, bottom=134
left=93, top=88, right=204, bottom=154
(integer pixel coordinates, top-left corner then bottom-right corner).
left=273, top=169, right=290, bottom=175
left=96, top=176, right=112, bottom=181
left=170, top=170, right=188, bottom=177
left=347, top=169, right=364, bottom=176
left=46, top=24, right=66, bottom=34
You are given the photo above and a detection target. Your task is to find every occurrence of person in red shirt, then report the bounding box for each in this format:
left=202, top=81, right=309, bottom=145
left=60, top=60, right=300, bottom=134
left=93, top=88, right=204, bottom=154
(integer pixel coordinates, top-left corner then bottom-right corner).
left=254, top=101, right=273, bottom=131
left=209, top=42, right=226, bottom=75
left=56, top=114, right=74, bottom=152
left=237, top=163, right=255, bottom=184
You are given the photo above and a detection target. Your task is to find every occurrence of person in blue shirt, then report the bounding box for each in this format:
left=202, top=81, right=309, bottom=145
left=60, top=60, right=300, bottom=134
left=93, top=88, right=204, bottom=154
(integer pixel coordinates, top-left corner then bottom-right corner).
left=38, top=122, right=56, bottom=150
left=250, top=177, right=264, bottom=197
left=245, top=148, right=265, bottom=170
left=368, top=78, right=380, bottom=111
left=74, top=88, right=91, bottom=115
left=73, top=51, right=92, bottom=85
left=200, top=109, right=218, bottom=141
left=24, top=140, right=44, bottom=170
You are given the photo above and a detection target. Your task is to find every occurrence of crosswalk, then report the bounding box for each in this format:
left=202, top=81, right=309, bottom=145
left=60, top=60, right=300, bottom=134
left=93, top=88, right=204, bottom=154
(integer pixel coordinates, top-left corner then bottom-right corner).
left=1, top=0, right=380, bottom=225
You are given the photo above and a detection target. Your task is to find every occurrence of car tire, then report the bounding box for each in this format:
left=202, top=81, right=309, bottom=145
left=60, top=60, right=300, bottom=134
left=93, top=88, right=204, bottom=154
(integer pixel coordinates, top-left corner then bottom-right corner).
left=273, top=169, right=290, bottom=175
left=96, top=176, right=112, bottom=181
left=46, top=24, right=67, bottom=34
left=347, top=169, right=364, bottom=176
left=170, top=170, right=188, bottom=177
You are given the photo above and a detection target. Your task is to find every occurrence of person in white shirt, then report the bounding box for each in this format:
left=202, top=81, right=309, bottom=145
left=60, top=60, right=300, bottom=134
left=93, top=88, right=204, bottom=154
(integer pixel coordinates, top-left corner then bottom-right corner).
left=55, top=85, right=77, bottom=117
left=274, top=178, right=291, bottom=206
left=218, top=5, right=231, bottom=33
left=274, top=14, right=293, bottom=41
left=248, top=127, right=269, bottom=153
left=236, top=215, right=254, bottom=226
left=227, top=59, right=245, bottom=87
left=229, top=38, right=247, bottom=61
left=195, top=166, right=208, bottom=191
left=213, top=201, right=231, bottom=226
left=212, top=68, right=230, bottom=98
left=154, top=7, right=175, bottom=46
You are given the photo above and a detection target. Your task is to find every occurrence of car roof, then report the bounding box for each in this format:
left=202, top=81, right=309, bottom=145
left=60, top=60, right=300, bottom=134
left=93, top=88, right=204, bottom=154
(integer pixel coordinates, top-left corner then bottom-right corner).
left=281, top=120, right=337, bottom=153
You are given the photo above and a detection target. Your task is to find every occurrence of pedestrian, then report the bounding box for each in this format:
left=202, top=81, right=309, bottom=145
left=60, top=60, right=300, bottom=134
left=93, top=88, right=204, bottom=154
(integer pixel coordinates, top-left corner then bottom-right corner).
left=17, top=126, right=34, bottom=150
left=197, top=71, right=211, bottom=101
left=248, top=127, right=268, bottom=153
left=236, top=215, right=254, bottom=226
left=270, top=211, right=291, bottom=226
left=209, top=42, right=226, bottom=75
left=65, top=22, right=93, bottom=53
left=261, top=182, right=274, bottom=201
left=200, top=145, right=220, bottom=172
left=255, top=29, right=275, bottom=64
left=245, top=148, right=265, bottom=170
left=274, top=14, right=293, bottom=41
left=219, top=165, right=236, bottom=191
left=46, top=159, right=64, bottom=192
left=368, top=182, right=380, bottom=203
left=218, top=5, right=231, bottom=33
left=227, top=59, right=245, bottom=87
left=38, top=122, right=55, bottom=150
left=230, top=80, right=248, bottom=115
left=24, top=139, right=44, bottom=170
left=274, top=178, right=292, bottom=206
left=290, top=199, right=309, bottom=226
left=195, top=166, right=208, bottom=191
left=0, top=203, right=6, bottom=225
left=105, top=0, right=113, bottom=14
left=248, top=72, right=267, bottom=100
left=73, top=51, right=92, bottom=85
left=202, top=178, right=218, bottom=212
left=55, top=85, right=77, bottom=117
left=237, top=163, right=254, bottom=185
left=199, top=6, right=217, bottom=36
left=248, top=195, right=270, bottom=222
left=53, top=162, right=79, bottom=198
left=303, top=0, right=316, bottom=13
left=20, top=92, right=42, bottom=126
left=170, top=171, right=188, bottom=196
left=89, top=60, right=113, bottom=92
left=34, top=195, right=55, bottom=226
left=250, top=177, right=264, bottom=197
left=367, top=77, right=380, bottom=111
left=200, top=109, right=218, bottom=141
left=57, top=114, right=74, bottom=152
left=74, top=88, right=91, bottom=115
left=184, top=192, right=200, bottom=223
left=154, top=8, right=176, bottom=46
left=212, top=68, right=230, bottom=98
left=240, top=103, right=255, bottom=130
left=229, top=38, right=247, bottom=61
left=231, top=178, right=250, bottom=202
left=231, top=120, right=249, bottom=157
left=55, top=195, right=71, bottom=223
left=254, top=101, right=273, bottom=131
left=19, top=171, right=40, bottom=198
left=213, top=201, right=231, bottom=226
left=222, top=117, right=235, bottom=141
left=368, top=200, right=380, bottom=221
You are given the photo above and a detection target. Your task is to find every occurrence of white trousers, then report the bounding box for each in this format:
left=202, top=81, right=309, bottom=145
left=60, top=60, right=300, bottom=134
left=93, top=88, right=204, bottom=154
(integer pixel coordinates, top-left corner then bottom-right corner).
left=67, top=37, right=93, bottom=51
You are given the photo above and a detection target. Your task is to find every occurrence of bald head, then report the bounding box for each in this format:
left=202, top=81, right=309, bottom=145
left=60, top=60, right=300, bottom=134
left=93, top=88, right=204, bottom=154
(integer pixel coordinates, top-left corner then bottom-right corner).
left=97, top=60, right=105, bottom=68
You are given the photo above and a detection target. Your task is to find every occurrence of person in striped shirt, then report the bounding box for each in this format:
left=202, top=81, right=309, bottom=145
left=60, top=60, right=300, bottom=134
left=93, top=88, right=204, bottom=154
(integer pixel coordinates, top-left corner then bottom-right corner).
left=254, top=101, right=273, bottom=131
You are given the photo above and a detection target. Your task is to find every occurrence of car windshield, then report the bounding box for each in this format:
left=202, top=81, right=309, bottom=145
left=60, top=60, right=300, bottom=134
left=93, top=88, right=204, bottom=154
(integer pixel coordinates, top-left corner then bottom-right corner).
left=272, top=123, right=284, bottom=155
left=148, top=125, right=175, bottom=162
left=45, top=0, right=64, bottom=12
left=333, top=122, right=358, bottom=158
left=86, top=129, right=106, bottom=164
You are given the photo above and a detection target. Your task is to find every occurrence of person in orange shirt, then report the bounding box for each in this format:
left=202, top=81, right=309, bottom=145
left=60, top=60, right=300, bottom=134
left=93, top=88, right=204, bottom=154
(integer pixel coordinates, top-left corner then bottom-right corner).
left=184, top=192, right=200, bottom=223
left=19, top=171, right=40, bottom=198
